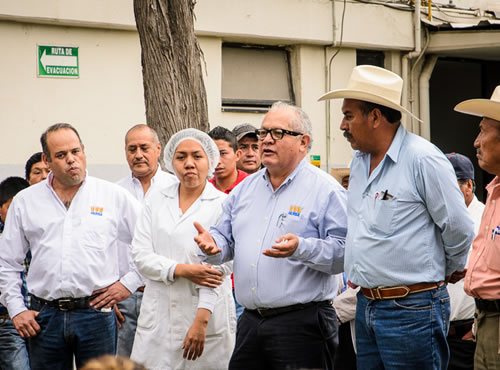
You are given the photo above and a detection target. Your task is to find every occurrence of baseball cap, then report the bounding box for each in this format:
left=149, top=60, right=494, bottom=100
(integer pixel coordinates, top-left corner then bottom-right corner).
left=446, top=152, right=474, bottom=180
left=232, top=123, right=257, bottom=141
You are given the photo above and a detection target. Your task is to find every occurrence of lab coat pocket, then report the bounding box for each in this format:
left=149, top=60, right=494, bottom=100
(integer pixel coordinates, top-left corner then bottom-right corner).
left=137, top=285, right=159, bottom=331
left=372, top=199, right=396, bottom=234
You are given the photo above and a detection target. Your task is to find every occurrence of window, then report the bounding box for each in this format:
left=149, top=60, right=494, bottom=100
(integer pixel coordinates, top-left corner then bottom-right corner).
left=356, top=50, right=385, bottom=67
left=222, top=44, right=294, bottom=112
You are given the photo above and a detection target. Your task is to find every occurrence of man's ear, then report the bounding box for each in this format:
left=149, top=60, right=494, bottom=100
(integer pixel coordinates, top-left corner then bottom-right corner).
left=42, top=153, right=50, bottom=164
left=300, top=135, right=311, bottom=152
left=235, top=149, right=243, bottom=161
left=371, top=108, right=382, bottom=129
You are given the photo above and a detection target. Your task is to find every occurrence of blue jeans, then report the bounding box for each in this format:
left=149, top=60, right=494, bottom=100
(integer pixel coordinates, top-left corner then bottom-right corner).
left=116, top=290, right=142, bottom=357
left=356, top=284, right=450, bottom=369
left=0, top=318, right=30, bottom=370
left=29, top=297, right=117, bottom=370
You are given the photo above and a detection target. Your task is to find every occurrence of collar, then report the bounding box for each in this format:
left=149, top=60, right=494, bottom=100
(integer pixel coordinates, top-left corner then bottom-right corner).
left=486, top=176, right=500, bottom=193
left=131, top=165, right=161, bottom=184
left=46, top=170, right=88, bottom=190
left=384, top=123, right=406, bottom=164
left=262, top=157, right=307, bottom=191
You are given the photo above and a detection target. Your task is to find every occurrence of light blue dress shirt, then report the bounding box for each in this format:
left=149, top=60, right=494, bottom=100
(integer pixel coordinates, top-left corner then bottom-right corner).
left=202, top=158, right=347, bottom=309
left=345, top=124, right=474, bottom=288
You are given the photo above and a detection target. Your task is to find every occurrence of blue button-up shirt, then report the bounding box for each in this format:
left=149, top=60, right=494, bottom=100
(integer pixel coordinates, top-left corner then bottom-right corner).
left=202, top=158, right=347, bottom=309
left=345, top=124, right=474, bottom=288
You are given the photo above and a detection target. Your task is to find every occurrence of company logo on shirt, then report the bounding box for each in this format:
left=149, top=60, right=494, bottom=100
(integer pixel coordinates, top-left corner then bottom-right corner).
left=288, top=205, right=302, bottom=217
left=90, top=206, right=103, bottom=216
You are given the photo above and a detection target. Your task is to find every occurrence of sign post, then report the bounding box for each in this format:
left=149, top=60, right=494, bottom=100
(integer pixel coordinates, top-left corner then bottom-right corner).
left=37, top=45, right=79, bottom=78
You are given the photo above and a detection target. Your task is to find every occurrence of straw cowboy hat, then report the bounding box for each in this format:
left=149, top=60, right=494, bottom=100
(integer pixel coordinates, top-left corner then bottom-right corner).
left=330, top=167, right=350, bottom=184
left=454, top=85, right=500, bottom=122
left=318, top=65, right=421, bottom=122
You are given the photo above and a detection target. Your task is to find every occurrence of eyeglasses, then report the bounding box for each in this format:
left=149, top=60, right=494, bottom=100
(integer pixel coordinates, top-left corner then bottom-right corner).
left=255, top=128, right=303, bottom=141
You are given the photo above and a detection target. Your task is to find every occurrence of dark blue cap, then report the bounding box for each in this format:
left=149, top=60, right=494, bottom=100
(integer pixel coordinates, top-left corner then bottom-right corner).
left=446, top=152, right=474, bottom=180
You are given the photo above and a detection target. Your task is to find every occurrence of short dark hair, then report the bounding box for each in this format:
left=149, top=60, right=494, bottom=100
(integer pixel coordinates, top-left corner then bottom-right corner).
left=0, top=177, right=29, bottom=207
left=40, top=123, right=83, bottom=162
left=208, top=126, right=238, bottom=152
left=25, top=152, right=43, bottom=181
left=458, top=178, right=476, bottom=193
left=358, top=101, right=402, bottom=124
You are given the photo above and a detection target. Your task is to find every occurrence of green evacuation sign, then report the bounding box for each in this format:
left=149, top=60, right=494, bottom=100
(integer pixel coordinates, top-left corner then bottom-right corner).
left=38, top=45, right=79, bottom=78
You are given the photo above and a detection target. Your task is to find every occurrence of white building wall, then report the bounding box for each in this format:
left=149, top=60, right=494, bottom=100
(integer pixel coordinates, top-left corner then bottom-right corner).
left=0, top=0, right=424, bottom=180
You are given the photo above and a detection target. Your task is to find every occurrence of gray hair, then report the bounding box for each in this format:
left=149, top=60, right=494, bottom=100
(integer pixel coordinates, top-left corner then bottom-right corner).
left=125, top=124, right=160, bottom=145
left=268, top=102, right=313, bottom=151
left=40, top=123, right=83, bottom=162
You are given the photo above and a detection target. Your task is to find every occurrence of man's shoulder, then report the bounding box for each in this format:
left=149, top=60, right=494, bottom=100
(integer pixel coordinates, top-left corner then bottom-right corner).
left=87, top=176, right=138, bottom=201
left=300, top=162, right=342, bottom=190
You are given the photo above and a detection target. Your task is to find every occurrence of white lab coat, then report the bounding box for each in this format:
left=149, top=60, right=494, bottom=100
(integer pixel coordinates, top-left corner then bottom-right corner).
left=130, top=182, right=235, bottom=370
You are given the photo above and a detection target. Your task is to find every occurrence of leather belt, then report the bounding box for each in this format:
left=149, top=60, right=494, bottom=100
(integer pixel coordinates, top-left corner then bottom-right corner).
left=448, top=319, right=474, bottom=338
left=248, top=300, right=330, bottom=318
left=32, top=294, right=98, bottom=311
left=361, top=282, right=444, bottom=300
left=0, top=314, right=10, bottom=319
left=475, top=298, right=500, bottom=312
left=137, top=286, right=145, bottom=292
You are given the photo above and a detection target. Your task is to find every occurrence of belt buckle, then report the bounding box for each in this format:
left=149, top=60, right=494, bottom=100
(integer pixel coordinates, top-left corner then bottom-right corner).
left=57, top=298, right=72, bottom=311
left=256, top=308, right=268, bottom=317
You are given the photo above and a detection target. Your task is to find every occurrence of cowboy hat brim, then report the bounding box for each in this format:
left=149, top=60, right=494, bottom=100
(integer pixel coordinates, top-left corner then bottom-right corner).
left=454, top=99, right=500, bottom=122
left=318, top=89, right=422, bottom=122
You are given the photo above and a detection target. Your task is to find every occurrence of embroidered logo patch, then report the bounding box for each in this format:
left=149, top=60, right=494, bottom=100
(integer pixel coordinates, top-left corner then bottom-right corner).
left=90, top=206, right=103, bottom=216
left=288, top=205, right=302, bottom=217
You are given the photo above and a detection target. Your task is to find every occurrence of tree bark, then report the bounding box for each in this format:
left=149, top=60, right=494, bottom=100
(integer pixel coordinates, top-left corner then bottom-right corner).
left=134, top=0, right=209, bottom=157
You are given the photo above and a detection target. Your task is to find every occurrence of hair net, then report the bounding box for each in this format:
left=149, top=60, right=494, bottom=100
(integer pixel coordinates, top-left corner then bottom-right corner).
left=164, top=128, right=220, bottom=178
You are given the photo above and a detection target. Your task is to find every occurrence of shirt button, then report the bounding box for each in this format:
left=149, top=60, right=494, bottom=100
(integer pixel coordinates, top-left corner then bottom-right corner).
left=272, top=195, right=276, bottom=199
left=251, top=264, right=255, bottom=268
left=257, top=239, right=261, bottom=244
left=493, top=200, right=496, bottom=204
left=264, top=216, right=269, bottom=221
left=252, top=287, right=256, bottom=292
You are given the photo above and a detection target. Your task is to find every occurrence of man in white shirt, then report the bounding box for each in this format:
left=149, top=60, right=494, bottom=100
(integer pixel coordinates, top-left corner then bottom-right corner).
left=446, top=152, right=485, bottom=370
left=0, top=123, right=141, bottom=369
left=115, top=124, right=177, bottom=357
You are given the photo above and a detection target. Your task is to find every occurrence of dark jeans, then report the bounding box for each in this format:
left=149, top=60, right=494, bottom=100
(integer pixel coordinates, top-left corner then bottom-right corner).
left=229, top=301, right=338, bottom=370
left=0, top=318, right=30, bottom=370
left=28, top=296, right=117, bottom=370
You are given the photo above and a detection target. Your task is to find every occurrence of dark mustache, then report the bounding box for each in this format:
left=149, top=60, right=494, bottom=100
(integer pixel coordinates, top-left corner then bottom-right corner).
left=343, top=131, right=354, bottom=140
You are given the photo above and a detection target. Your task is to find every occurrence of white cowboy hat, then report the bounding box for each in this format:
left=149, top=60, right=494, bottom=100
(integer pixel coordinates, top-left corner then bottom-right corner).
left=454, top=85, right=500, bottom=122
left=318, top=65, right=421, bottom=122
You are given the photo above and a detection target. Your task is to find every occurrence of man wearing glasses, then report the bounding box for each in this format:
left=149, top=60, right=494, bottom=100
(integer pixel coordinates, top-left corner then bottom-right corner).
left=195, top=101, right=347, bottom=369
left=319, top=65, right=474, bottom=368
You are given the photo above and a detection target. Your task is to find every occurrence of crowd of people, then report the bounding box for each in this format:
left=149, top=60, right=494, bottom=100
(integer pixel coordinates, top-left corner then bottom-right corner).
left=0, top=64, right=499, bottom=370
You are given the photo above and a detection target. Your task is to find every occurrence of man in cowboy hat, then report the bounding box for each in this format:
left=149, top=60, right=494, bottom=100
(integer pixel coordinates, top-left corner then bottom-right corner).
left=455, top=86, right=500, bottom=369
left=319, top=65, right=474, bottom=368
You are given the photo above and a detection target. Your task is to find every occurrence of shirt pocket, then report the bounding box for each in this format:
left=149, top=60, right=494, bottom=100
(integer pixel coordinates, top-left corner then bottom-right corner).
left=371, top=198, right=396, bottom=234
left=485, top=238, right=500, bottom=273
left=79, top=215, right=113, bottom=250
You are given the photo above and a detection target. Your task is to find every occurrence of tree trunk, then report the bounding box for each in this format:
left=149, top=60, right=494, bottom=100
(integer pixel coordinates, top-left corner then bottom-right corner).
left=134, top=0, right=209, bottom=158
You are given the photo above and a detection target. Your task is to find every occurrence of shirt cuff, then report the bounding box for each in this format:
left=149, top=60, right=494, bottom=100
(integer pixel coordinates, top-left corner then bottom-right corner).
left=198, top=288, right=218, bottom=313
left=8, top=300, right=28, bottom=320
left=166, top=263, right=178, bottom=283
left=119, top=271, right=145, bottom=293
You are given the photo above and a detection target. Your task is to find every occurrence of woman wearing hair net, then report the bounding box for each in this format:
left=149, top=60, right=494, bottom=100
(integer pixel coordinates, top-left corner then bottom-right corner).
left=130, top=128, right=236, bottom=369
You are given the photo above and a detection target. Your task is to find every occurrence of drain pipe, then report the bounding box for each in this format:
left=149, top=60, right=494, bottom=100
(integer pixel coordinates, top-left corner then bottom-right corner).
left=402, top=0, right=422, bottom=132
left=419, top=54, right=438, bottom=140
